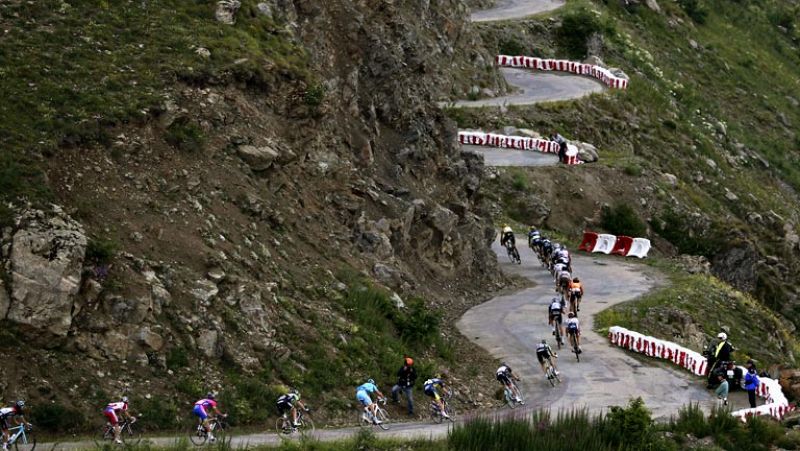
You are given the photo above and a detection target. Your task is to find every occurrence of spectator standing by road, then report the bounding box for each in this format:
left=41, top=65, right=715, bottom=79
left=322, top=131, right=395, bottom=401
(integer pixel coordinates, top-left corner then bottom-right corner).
left=551, top=132, right=568, bottom=164
left=391, top=357, right=417, bottom=417
left=714, top=374, right=729, bottom=406
left=745, top=360, right=760, bottom=408
left=707, top=332, right=734, bottom=388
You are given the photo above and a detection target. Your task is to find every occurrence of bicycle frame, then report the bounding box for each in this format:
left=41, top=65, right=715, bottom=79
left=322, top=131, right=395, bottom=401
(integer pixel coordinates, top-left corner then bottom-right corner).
left=8, top=425, right=29, bottom=445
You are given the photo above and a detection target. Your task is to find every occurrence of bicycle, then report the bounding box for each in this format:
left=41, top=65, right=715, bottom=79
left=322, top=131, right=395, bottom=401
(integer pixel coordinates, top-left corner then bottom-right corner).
left=568, top=330, right=581, bottom=362
left=569, top=291, right=582, bottom=314
left=505, top=243, right=521, bottom=264
left=100, top=416, right=140, bottom=445
left=553, top=323, right=563, bottom=350
left=5, top=424, right=34, bottom=451
left=276, top=409, right=314, bottom=437
left=503, top=379, right=524, bottom=409
left=357, top=398, right=389, bottom=431
left=544, top=357, right=561, bottom=387
left=189, top=415, right=228, bottom=446
left=430, top=390, right=456, bottom=424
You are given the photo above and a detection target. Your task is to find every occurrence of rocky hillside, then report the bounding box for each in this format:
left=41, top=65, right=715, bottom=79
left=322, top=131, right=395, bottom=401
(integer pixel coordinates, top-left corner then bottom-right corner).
left=449, top=0, right=800, bottom=361
left=0, top=0, right=510, bottom=430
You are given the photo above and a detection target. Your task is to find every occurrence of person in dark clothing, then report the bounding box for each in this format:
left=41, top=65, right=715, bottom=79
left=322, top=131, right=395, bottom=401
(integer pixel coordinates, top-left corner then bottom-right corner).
left=745, top=359, right=760, bottom=408
left=391, top=357, right=417, bottom=416
left=707, top=332, right=735, bottom=387
left=552, top=132, right=568, bottom=164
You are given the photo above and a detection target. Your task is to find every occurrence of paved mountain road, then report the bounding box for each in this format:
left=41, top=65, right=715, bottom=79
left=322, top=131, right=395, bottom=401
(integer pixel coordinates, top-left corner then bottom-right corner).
left=471, top=0, right=565, bottom=22
left=458, top=241, right=714, bottom=421
left=461, top=145, right=559, bottom=166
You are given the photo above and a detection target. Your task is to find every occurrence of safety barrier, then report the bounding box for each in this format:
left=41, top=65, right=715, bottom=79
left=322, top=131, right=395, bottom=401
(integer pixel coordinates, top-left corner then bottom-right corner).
left=578, top=232, right=651, bottom=258
left=496, top=55, right=629, bottom=89
left=458, top=131, right=584, bottom=165
left=592, top=234, right=617, bottom=254
left=609, top=326, right=793, bottom=421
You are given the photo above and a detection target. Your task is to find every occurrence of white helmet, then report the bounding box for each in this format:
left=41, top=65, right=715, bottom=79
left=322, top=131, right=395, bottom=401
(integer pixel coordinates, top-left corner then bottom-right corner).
left=717, top=332, right=727, bottom=340
left=502, top=226, right=513, bottom=233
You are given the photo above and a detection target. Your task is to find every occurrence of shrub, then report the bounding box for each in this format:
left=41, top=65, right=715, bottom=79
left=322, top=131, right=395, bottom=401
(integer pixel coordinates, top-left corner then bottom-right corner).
left=556, top=8, right=604, bottom=59
left=166, top=346, right=190, bottom=370
left=623, top=163, right=643, bottom=177
left=134, top=396, right=181, bottom=431
left=650, top=209, right=723, bottom=257
left=600, top=204, right=647, bottom=237
left=677, top=0, right=708, bottom=24
left=512, top=173, right=528, bottom=191
left=499, top=38, right=525, bottom=56
left=672, top=403, right=709, bottom=438
left=86, top=238, right=118, bottom=265
left=31, top=402, right=87, bottom=433
left=303, top=84, right=326, bottom=107
left=165, top=119, right=205, bottom=153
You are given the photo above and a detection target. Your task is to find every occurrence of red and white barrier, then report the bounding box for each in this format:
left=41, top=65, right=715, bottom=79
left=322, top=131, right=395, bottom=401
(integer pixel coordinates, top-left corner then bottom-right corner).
left=496, top=55, right=630, bottom=89
left=578, top=231, right=651, bottom=258
left=609, top=326, right=794, bottom=421
left=458, top=131, right=584, bottom=165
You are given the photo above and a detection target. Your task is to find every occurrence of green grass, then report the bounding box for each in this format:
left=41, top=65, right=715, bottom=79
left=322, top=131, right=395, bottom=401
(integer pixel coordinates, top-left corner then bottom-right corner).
left=0, top=0, right=309, bottom=206
left=595, top=265, right=796, bottom=367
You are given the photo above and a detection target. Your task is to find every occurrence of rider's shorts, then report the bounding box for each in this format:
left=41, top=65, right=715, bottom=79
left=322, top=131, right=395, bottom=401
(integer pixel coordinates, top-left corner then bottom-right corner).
left=193, top=405, right=208, bottom=420
left=549, top=312, right=562, bottom=324
left=104, top=408, right=119, bottom=426
left=496, top=373, right=511, bottom=385
left=536, top=349, right=552, bottom=364
left=0, top=416, right=10, bottom=431
left=356, top=390, right=373, bottom=406
left=424, top=386, right=441, bottom=401
left=276, top=401, right=293, bottom=414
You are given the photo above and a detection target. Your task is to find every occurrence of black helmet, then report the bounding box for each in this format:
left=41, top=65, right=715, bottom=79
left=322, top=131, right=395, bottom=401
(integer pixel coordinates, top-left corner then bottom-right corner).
left=206, top=392, right=215, bottom=400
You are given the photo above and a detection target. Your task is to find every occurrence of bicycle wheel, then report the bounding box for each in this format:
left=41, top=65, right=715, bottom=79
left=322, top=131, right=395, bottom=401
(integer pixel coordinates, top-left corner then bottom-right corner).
left=12, top=436, right=35, bottom=451
left=121, top=422, right=142, bottom=445
left=189, top=424, right=207, bottom=446
left=513, top=381, right=524, bottom=405
left=547, top=368, right=556, bottom=387
left=212, top=420, right=227, bottom=442
left=432, top=405, right=443, bottom=424
left=445, top=403, right=457, bottom=422
left=375, top=407, right=390, bottom=430
left=299, top=416, right=315, bottom=436
left=276, top=417, right=290, bottom=436
left=504, top=388, right=515, bottom=409
left=357, top=410, right=370, bottom=428
left=555, top=330, right=562, bottom=350
left=99, top=425, right=113, bottom=441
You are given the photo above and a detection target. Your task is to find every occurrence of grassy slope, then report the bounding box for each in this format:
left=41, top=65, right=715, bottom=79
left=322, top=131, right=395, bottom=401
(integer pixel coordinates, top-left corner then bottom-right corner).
left=0, top=0, right=307, bottom=215
left=455, top=0, right=800, bottom=364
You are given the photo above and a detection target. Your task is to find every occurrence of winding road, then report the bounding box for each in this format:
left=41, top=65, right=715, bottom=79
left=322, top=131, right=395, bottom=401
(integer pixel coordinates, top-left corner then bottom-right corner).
left=471, top=0, right=565, bottom=22
left=459, top=243, right=714, bottom=421
left=462, top=144, right=559, bottom=166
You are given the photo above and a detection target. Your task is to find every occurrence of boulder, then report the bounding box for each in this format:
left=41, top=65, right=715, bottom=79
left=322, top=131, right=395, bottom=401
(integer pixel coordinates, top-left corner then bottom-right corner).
left=137, top=326, right=165, bottom=351
left=574, top=142, right=599, bottom=163
left=662, top=173, right=678, bottom=187
left=430, top=205, right=458, bottom=238
left=7, top=208, right=87, bottom=337
left=215, top=0, right=241, bottom=25
left=0, top=278, right=9, bottom=319
left=191, top=279, right=219, bottom=304
left=584, top=55, right=605, bottom=67
left=237, top=145, right=279, bottom=171
left=645, top=0, right=661, bottom=12
left=197, top=330, right=222, bottom=358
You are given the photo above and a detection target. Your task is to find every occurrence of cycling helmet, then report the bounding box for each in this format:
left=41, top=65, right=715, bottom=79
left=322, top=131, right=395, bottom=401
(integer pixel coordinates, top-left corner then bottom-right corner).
left=502, top=225, right=513, bottom=233
left=717, top=332, right=727, bottom=341
left=541, top=339, right=547, bottom=344
left=573, top=277, right=579, bottom=282
left=121, top=396, right=129, bottom=403
left=290, top=387, right=299, bottom=395
left=568, top=312, right=575, bottom=318
left=14, top=400, right=25, bottom=409
left=206, top=392, right=216, bottom=400
left=367, top=379, right=375, bottom=385
left=405, top=357, right=414, bottom=366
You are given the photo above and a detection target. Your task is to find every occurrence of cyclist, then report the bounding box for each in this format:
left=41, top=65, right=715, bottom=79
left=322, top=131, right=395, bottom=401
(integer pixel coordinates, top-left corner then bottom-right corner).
left=496, top=363, right=523, bottom=404
left=499, top=225, right=515, bottom=248
left=356, top=379, right=386, bottom=425
left=1, top=401, right=30, bottom=451
left=548, top=296, right=566, bottom=344
left=557, top=246, right=571, bottom=271
left=540, top=238, right=553, bottom=265
left=536, top=340, right=559, bottom=376
left=423, top=375, right=450, bottom=418
left=557, top=266, right=572, bottom=294
left=566, top=312, right=581, bottom=352
left=569, top=277, right=584, bottom=312
left=276, top=388, right=309, bottom=430
left=103, top=396, right=135, bottom=445
left=193, top=393, right=223, bottom=442
left=528, top=227, right=541, bottom=249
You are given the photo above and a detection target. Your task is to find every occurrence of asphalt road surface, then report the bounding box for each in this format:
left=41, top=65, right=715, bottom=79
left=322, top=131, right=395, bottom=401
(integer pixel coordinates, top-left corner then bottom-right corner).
left=458, top=241, right=715, bottom=421
left=471, top=0, right=565, bottom=22
left=462, top=145, right=560, bottom=167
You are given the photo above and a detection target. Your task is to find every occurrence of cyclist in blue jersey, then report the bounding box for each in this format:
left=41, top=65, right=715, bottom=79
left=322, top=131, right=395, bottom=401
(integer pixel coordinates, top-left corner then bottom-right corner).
left=356, top=379, right=386, bottom=425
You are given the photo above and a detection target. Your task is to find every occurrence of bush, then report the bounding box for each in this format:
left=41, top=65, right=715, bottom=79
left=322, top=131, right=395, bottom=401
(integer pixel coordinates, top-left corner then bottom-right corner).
left=165, top=119, right=205, bottom=153
left=623, top=163, right=643, bottom=177
left=600, top=204, right=647, bottom=237
left=31, top=402, right=87, bottom=433
left=303, top=84, right=325, bottom=107
left=672, top=403, right=709, bottom=438
left=499, top=38, right=525, bottom=56
left=650, top=209, right=723, bottom=257
left=600, top=398, right=655, bottom=448
left=556, top=8, right=605, bottom=59
left=134, top=396, right=181, bottom=431
left=512, top=173, right=528, bottom=191
left=677, top=0, right=708, bottom=24
left=166, top=346, right=190, bottom=370
left=86, top=238, right=118, bottom=265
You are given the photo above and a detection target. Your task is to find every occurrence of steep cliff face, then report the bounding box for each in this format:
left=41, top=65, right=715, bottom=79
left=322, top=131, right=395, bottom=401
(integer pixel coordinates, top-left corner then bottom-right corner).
left=0, top=0, right=505, bottom=428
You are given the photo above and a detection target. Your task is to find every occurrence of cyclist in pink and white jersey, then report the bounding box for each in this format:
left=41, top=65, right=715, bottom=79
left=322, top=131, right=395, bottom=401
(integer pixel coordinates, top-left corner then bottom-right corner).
left=193, top=393, right=223, bottom=442
left=103, top=396, right=134, bottom=444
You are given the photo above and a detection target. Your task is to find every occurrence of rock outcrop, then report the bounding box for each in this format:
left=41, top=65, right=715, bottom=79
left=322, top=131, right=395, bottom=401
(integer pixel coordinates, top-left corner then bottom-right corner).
left=3, top=207, right=87, bottom=337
